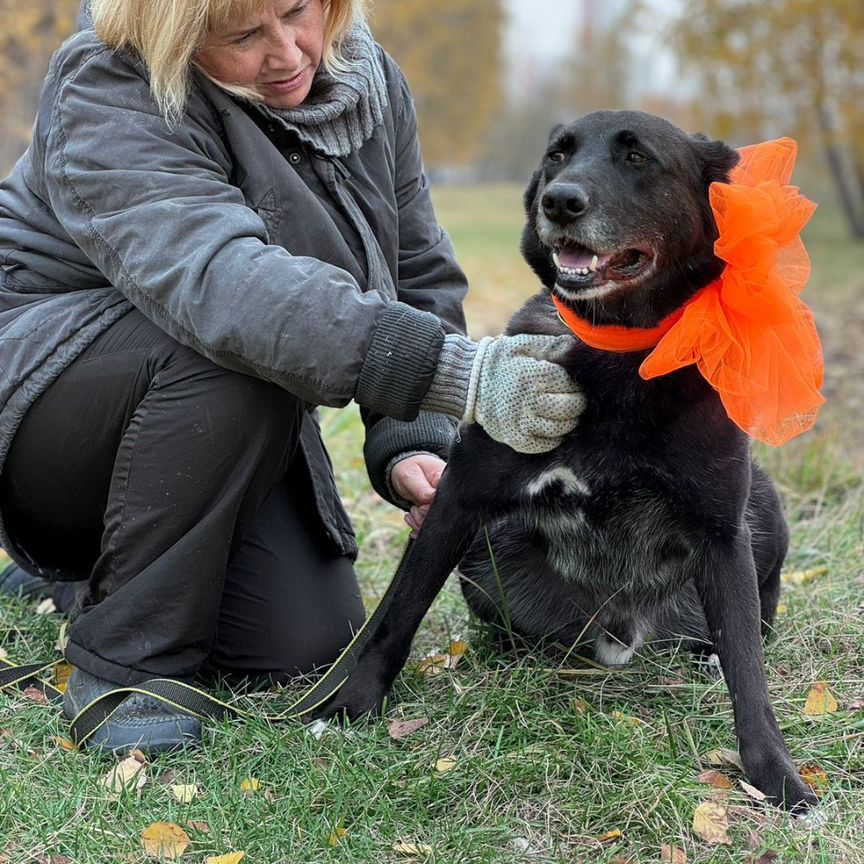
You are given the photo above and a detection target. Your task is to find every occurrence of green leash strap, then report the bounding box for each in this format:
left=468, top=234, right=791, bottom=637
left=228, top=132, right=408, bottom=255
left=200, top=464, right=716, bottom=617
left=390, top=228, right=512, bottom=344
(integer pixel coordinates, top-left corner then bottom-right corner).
left=3, top=538, right=415, bottom=748
left=0, top=657, right=65, bottom=703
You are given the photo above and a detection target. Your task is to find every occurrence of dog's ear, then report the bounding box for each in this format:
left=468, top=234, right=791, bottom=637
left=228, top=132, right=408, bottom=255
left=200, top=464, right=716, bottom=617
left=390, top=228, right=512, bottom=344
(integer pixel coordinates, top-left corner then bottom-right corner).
left=691, top=133, right=739, bottom=185
left=520, top=168, right=556, bottom=287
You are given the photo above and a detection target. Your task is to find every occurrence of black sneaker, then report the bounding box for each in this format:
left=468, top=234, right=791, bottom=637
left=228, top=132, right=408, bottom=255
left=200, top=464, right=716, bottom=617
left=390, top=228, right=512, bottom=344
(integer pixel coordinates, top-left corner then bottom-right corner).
left=63, top=666, right=202, bottom=755
left=0, top=562, right=53, bottom=600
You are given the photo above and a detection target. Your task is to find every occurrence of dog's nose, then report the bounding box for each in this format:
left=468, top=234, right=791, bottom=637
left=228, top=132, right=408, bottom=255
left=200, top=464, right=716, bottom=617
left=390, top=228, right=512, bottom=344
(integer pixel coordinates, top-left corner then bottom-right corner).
left=541, top=183, right=590, bottom=223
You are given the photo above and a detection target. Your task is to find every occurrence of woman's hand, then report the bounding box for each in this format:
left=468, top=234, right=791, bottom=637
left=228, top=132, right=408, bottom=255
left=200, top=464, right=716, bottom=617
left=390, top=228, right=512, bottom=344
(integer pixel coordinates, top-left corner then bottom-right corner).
left=390, top=454, right=446, bottom=535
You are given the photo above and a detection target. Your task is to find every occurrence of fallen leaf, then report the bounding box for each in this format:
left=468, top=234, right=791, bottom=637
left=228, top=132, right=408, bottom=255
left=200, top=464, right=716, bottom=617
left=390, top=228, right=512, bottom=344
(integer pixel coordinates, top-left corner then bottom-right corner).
left=328, top=825, right=348, bottom=847
left=417, top=653, right=460, bottom=675
left=781, top=566, right=828, bottom=585
left=572, top=698, right=590, bottom=715
left=596, top=828, right=623, bottom=843
left=698, top=770, right=734, bottom=790
left=692, top=801, right=731, bottom=845
left=803, top=682, right=839, bottom=716
left=749, top=851, right=780, bottom=863
left=739, top=781, right=767, bottom=802
left=392, top=842, right=433, bottom=856
left=610, top=711, right=643, bottom=726
left=388, top=717, right=429, bottom=740
left=799, top=762, right=829, bottom=792
left=205, top=854, right=245, bottom=864
left=240, top=777, right=261, bottom=795
left=140, top=822, right=190, bottom=859
left=102, top=755, right=147, bottom=797
left=704, top=748, right=745, bottom=772
left=22, top=687, right=49, bottom=705
left=53, top=736, right=77, bottom=752
left=449, top=640, right=469, bottom=657
left=51, top=662, right=73, bottom=693
left=186, top=820, right=210, bottom=834
left=661, top=844, right=687, bottom=863
left=36, top=856, right=72, bottom=864
left=848, top=697, right=864, bottom=712
left=171, top=784, right=199, bottom=804
left=435, top=757, right=458, bottom=773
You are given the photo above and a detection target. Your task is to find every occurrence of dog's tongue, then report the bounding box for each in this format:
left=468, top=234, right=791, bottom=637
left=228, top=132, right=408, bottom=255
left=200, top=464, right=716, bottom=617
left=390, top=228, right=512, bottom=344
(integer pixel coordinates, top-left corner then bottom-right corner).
left=558, top=247, right=612, bottom=270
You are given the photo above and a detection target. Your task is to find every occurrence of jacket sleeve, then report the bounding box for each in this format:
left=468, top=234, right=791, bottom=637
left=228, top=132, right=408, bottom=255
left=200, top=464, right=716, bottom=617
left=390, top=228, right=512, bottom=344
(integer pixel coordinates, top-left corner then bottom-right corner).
left=362, top=58, right=467, bottom=504
left=41, top=44, right=445, bottom=418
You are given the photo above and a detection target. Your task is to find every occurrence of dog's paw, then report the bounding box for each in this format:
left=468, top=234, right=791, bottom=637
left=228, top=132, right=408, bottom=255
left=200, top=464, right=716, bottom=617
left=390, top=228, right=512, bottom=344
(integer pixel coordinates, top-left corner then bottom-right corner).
left=741, top=748, right=819, bottom=812
left=309, top=678, right=388, bottom=725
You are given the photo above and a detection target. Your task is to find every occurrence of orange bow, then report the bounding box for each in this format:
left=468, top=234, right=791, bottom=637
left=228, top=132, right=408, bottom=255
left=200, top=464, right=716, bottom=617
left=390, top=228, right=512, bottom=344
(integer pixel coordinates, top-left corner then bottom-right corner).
left=553, top=137, right=824, bottom=446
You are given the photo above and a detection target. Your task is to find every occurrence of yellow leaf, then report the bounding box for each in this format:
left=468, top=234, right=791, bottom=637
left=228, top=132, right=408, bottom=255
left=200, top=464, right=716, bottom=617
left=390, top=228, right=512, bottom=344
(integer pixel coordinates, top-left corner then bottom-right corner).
left=661, top=844, right=688, bottom=863
left=610, top=711, right=643, bottom=726
left=596, top=828, right=623, bottom=843
left=205, top=854, right=245, bottom=864
left=51, top=662, right=73, bottom=693
left=781, top=566, right=828, bottom=586
left=698, top=770, right=734, bottom=790
left=101, top=755, right=147, bottom=797
left=141, top=822, right=190, bottom=859
left=449, top=640, right=469, bottom=657
left=328, top=826, right=348, bottom=847
left=240, top=777, right=261, bottom=794
left=417, top=653, right=449, bottom=675
left=53, top=736, right=78, bottom=752
left=435, top=757, right=458, bottom=773
left=803, top=682, right=838, bottom=716
left=171, top=784, right=199, bottom=804
left=704, top=748, right=745, bottom=772
left=692, top=801, right=731, bottom=845
left=392, top=842, right=433, bottom=856
left=799, top=762, right=829, bottom=792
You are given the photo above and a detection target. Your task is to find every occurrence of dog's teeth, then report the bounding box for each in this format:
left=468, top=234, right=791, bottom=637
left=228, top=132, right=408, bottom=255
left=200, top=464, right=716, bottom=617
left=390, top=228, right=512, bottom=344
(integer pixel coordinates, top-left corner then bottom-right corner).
left=589, top=255, right=599, bottom=272
left=553, top=251, right=561, bottom=269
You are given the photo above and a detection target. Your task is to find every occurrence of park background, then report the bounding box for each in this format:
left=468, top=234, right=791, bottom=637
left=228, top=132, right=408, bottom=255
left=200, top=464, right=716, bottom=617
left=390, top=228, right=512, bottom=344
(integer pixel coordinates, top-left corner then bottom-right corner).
left=0, top=1, right=862, bottom=862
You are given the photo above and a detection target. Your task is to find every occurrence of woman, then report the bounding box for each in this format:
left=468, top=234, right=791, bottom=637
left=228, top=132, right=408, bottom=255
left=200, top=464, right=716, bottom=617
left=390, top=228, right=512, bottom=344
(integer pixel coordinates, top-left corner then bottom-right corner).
left=0, top=0, right=582, bottom=752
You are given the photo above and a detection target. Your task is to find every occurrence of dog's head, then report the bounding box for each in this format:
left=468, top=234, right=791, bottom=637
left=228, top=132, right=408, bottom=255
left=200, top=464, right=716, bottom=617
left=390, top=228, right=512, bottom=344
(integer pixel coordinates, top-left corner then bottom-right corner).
left=521, top=110, right=739, bottom=328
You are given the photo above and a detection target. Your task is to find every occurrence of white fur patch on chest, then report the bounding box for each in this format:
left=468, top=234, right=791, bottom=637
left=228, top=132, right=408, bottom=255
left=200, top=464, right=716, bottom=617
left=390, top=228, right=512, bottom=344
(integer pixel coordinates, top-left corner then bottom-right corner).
left=525, top=466, right=590, bottom=498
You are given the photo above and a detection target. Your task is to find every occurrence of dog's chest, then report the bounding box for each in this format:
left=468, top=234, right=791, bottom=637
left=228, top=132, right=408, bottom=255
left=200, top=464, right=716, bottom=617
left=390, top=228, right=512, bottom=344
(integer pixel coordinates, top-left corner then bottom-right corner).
left=517, top=453, right=695, bottom=594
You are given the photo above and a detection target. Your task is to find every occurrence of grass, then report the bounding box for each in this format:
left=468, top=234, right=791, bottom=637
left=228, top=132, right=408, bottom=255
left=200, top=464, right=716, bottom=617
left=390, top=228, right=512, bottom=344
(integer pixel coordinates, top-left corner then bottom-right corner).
left=1, top=188, right=862, bottom=863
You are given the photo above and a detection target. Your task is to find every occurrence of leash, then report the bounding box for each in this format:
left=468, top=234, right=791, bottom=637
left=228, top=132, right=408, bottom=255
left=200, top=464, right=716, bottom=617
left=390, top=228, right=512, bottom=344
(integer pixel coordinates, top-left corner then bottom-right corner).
left=0, top=538, right=415, bottom=748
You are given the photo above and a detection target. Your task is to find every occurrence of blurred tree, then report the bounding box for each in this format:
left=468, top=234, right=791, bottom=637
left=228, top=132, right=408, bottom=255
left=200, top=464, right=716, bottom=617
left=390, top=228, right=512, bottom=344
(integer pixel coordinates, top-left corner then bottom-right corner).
left=479, top=2, right=634, bottom=181
left=0, top=0, right=79, bottom=171
left=650, top=0, right=864, bottom=239
left=370, top=0, right=504, bottom=171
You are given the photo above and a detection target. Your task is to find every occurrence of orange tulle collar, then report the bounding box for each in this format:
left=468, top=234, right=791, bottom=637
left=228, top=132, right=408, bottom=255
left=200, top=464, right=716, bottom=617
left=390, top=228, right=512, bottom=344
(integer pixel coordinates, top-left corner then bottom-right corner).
left=552, top=137, right=824, bottom=446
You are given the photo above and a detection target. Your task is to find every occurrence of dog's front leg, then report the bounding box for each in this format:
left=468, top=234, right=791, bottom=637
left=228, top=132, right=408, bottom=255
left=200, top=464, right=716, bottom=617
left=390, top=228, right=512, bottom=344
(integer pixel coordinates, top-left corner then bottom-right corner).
left=312, top=475, right=479, bottom=723
left=694, top=529, right=817, bottom=811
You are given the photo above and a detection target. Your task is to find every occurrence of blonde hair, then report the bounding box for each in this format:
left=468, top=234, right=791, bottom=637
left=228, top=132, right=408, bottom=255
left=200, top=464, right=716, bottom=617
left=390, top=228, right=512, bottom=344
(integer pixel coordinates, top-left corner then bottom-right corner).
left=90, top=0, right=367, bottom=122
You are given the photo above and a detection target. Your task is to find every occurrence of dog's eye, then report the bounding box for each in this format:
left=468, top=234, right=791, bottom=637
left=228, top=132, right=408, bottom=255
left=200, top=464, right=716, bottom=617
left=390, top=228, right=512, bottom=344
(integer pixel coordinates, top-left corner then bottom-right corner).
left=626, top=151, right=649, bottom=164
left=547, top=151, right=567, bottom=164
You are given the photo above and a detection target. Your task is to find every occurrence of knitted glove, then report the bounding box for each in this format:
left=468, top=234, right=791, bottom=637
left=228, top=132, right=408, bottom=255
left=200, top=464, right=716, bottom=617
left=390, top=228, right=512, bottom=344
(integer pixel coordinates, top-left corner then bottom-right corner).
left=466, top=334, right=584, bottom=453
left=421, top=333, right=585, bottom=454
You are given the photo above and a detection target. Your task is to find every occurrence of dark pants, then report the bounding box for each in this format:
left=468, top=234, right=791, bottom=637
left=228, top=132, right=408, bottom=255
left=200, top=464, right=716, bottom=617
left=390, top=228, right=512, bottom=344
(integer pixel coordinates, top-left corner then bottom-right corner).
left=0, top=310, right=365, bottom=686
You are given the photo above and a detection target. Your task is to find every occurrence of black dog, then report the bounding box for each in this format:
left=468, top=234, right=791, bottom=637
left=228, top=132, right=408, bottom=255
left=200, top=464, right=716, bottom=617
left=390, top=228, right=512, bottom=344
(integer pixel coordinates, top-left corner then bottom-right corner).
left=315, top=111, right=817, bottom=811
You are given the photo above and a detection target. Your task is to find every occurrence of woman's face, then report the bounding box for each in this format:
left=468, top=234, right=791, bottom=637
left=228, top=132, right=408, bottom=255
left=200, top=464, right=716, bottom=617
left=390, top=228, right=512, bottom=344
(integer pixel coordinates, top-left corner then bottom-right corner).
left=196, top=0, right=325, bottom=109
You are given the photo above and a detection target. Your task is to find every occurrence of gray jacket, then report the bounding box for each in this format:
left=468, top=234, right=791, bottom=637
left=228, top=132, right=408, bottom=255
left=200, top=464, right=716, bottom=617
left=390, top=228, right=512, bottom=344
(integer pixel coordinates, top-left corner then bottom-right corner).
left=0, top=28, right=467, bottom=566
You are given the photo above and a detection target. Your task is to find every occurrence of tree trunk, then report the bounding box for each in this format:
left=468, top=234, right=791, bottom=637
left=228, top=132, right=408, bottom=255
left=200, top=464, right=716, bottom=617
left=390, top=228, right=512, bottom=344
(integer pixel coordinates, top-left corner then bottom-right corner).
left=818, top=106, right=864, bottom=240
